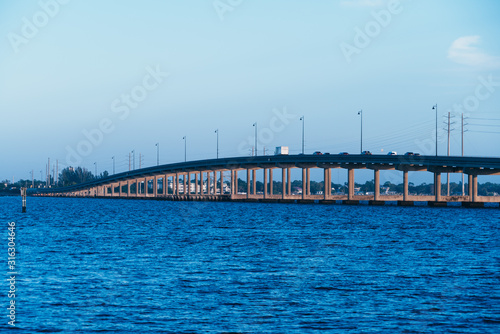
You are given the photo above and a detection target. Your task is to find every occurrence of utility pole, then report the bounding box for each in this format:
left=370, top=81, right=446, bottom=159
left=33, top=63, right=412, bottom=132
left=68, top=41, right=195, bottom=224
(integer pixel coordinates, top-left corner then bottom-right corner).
left=56, top=160, right=58, bottom=186
left=358, top=110, right=363, bottom=153
left=447, top=112, right=451, bottom=196
left=300, top=116, right=305, bottom=154
left=129, top=153, right=131, bottom=171
left=433, top=104, right=438, bottom=156
left=462, top=113, right=465, bottom=196
left=156, top=143, right=159, bottom=166
left=183, top=136, right=187, bottom=162
left=253, top=123, right=258, bottom=156
left=215, top=130, right=219, bottom=159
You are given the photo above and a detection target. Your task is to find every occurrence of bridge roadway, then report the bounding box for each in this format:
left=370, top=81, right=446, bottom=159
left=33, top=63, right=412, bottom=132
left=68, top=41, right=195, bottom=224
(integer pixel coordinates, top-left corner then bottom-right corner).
left=30, top=154, right=500, bottom=206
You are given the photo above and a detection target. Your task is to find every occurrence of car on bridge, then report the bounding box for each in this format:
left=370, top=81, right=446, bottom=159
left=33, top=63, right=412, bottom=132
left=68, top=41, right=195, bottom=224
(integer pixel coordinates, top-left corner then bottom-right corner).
left=313, top=151, right=323, bottom=155
left=339, top=152, right=349, bottom=155
left=405, top=152, right=421, bottom=156
left=362, top=151, right=372, bottom=155
left=387, top=151, right=397, bottom=155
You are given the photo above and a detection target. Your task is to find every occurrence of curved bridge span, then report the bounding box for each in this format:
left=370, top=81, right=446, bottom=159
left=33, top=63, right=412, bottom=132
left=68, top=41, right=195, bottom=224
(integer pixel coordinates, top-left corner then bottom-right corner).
left=30, top=154, right=500, bottom=207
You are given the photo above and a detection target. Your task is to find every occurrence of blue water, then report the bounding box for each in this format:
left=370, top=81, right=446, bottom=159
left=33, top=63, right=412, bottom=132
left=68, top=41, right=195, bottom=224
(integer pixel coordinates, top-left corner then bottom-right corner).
left=1, top=197, right=499, bottom=333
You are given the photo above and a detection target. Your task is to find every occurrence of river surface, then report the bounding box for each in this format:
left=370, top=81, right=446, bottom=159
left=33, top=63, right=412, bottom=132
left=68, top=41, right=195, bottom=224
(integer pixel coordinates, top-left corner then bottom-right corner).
left=0, top=197, right=499, bottom=333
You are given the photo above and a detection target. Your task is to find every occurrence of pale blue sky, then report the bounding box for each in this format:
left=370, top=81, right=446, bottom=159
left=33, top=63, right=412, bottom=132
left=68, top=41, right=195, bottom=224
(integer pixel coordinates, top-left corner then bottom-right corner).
left=1, top=0, right=499, bottom=183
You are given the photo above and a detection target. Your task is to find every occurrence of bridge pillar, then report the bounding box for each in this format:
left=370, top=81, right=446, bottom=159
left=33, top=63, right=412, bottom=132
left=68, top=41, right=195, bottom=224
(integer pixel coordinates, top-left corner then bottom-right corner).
left=472, top=174, right=478, bottom=202
left=403, top=170, right=409, bottom=201
left=306, top=168, right=311, bottom=196
left=252, top=169, right=256, bottom=196
left=263, top=168, right=268, bottom=199
left=374, top=170, right=380, bottom=201
left=111, top=184, right=115, bottom=197
left=175, top=173, right=179, bottom=195
left=212, top=171, right=217, bottom=195
left=302, top=168, right=306, bottom=200
left=183, top=174, right=187, bottom=195
left=199, top=172, right=203, bottom=195
left=247, top=169, right=251, bottom=198
left=468, top=174, right=473, bottom=202
left=282, top=168, right=286, bottom=199
left=187, top=172, right=192, bottom=195
left=154, top=176, right=158, bottom=197
left=287, top=168, right=291, bottom=196
left=269, top=168, right=273, bottom=196
left=220, top=171, right=224, bottom=194
left=348, top=168, right=355, bottom=200
left=324, top=168, right=328, bottom=200
left=435, top=172, right=442, bottom=201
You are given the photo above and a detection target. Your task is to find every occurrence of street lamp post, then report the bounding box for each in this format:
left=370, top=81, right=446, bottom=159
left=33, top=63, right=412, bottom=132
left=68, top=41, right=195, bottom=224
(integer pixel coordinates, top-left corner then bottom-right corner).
left=94, top=162, right=97, bottom=178
left=253, top=123, right=257, bottom=156
left=300, top=116, right=305, bottom=154
left=132, top=150, right=135, bottom=170
left=156, top=143, right=159, bottom=166
left=358, top=110, right=363, bottom=153
left=183, top=136, right=187, bottom=162
left=215, top=129, right=219, bottom=159
left=432, top=104, right=438, bottom=156
left=112, top=156, right=115, bottom=174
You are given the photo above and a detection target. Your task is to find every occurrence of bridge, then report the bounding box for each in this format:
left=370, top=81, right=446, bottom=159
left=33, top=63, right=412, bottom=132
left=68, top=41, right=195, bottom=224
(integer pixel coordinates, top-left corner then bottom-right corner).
left=30, top=154, right=500, bottom=207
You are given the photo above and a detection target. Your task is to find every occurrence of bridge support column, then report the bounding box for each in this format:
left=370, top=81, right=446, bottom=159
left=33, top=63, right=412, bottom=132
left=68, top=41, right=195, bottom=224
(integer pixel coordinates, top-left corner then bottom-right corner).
left=472, top=174, right=478, bottom=202
left=435, top=172, right=442, bottom=201
left=201, top=171, right=204, bottom=195
left=374, top=170, right=380, bottom=201
left=144, top=178, right=148, bottom=197
left=403, top=170, right=409, bottom=201
left=282, top=168, right=286, bottom=199
left=183, top=174, right=187, bottom=196
left=246, top=169, right=251, bottom=198
left=174, top=174, right=178, bottom=195
left=111, top=184, right=115, bottom=197
left=212, top=171, right=216, bottom=195
left=269, top=169, right=273, bottom=196
left=306, top=168, right=311, bottom=196
left=468, top=174, right=473, bottom=201
left=219, top=171, right=224, bottom=194
left=348, top=168, right=355, bottom=200
left=287, top=168, right=291, bottom=196
left=302, top=168, right=306, bottom=200
left=263, top=168, right=268, bottom=199
left=324, top=168, right=328, bottom=200
left=187, top=172, right=191, bottom=195
left=153, top=176, right=158, bottom=197
left=252, top=170, right=256, bottom=196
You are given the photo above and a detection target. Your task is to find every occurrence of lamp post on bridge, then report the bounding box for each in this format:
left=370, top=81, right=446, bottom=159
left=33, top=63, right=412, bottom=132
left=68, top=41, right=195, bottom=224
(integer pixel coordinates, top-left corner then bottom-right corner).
left=432, top=104, right=438, bottom=156
left=112, top=156, right=115, bottom=174
left=132, top=150, right=135, bottom=170
left=183, top=136, right=187, bottom=162
left=358, top=110, right=363, bottom=153
left=155, top=143, right=159, bottom=166
left=215, top=129, right=219, bottom=159
left=94, top=162, right=97, bottom=178
left=253, top=123, right=257, bottom=156
left=300, top=116, right=305, bottom=154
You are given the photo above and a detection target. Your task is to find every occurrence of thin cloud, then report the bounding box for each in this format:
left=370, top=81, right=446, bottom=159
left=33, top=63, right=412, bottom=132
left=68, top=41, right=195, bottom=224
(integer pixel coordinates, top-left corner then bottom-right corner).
left=448, top=35, right=500, bottom=69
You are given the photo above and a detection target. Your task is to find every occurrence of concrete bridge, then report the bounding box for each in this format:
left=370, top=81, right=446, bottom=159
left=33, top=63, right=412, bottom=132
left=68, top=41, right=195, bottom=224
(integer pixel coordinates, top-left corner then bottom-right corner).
left=30, top=154, right=500, bottom=207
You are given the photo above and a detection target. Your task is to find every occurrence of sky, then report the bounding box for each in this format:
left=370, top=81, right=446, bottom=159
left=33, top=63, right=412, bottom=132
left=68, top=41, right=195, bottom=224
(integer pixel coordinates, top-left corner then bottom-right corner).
left=1, top=0, right=499, bottom=185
